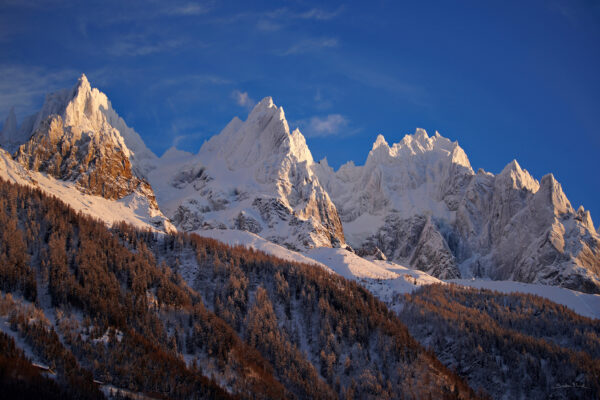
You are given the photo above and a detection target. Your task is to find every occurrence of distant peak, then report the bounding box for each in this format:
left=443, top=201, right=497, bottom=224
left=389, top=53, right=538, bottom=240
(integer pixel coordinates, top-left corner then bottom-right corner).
left=498, top=159, right=539, bottom=192
left=415, top=127, right=429, bottom=140
left=79, top=73, right=89, bottom=84
left=254, top=96, right=275, bottom=111
left=75, top=73, right=91, bottom=92
left=247, top=96, right=279, bottom=121
left=540, top=173, right=557, bottom=186
left=340, top=160, right=355, bottom=168
left=220, top=116, right=243, bottom=136
left=161, top=146, right=193, bottom=160
left=538, top=173, right=572, bottom=214
left=501, top=159, right=522, bottom=173
left=64, top=73, right=93, bottom=108
left=372, top=134, right=389, bottom=150
left=576, top=206, right=595, bottom=230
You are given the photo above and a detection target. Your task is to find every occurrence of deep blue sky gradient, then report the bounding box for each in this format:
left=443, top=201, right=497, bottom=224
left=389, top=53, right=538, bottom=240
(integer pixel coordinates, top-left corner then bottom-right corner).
left=1, top=0, right=599, bottom=221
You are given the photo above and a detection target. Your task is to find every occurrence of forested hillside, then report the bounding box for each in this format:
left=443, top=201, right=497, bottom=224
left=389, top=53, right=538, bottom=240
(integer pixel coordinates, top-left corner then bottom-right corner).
left=399, top=284, right=600, bottom=399
left=0, top=177, right=478, bottom=399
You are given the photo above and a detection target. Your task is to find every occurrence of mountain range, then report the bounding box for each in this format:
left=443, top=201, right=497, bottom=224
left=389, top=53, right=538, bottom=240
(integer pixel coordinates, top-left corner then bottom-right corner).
left=1, top=74, right=598, bottom=294
left=1, top=74, right=600, bottom=400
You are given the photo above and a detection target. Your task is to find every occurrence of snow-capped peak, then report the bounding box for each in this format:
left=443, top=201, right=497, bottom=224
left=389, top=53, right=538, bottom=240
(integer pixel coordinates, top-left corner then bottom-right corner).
left=501, top=159, right=521, bottom=173
left=415, top=127, right=429, bottom=141
left=200, top=96, right=313, bottom=171
left=12, top=75, right=163, bottom=201
left=536, top=173, right=572, bottom=215
left=497, top=159, right=539, bottom=192
left=372, top=134, right=389, bottom=150
left=361, top=129, right=474, bottom=174
left=162, top=146, right=193, bottom=160
left=576, top=205, right=595, bottom=231
left=78, top=72, right=90, bottom=88
left=0, top=74, right=173, bottom=231
left=252, top=95, right=275, bottom=112
left=24, top=75, right=157, bottom=176
left=152, top=96, right=345, bottom=249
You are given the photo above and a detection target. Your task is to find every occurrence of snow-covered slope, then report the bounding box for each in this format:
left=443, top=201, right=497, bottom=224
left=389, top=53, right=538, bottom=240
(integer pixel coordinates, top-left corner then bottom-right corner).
left=0, top=75, right=172, bottom=232
left=191, top=228, right=598, bottom=319
left=0, top=148, right=172, bottom=231
left=149, top=97, right=345, bottom=251
left=315, top=129, right=600, bottom=293
left=304, top=247, right=441, bottom=310
left=448, top=279, right=600, bottom=320
left=193, top=228, right=440, bottom=311
left=195, top=229, right=333, bottom=270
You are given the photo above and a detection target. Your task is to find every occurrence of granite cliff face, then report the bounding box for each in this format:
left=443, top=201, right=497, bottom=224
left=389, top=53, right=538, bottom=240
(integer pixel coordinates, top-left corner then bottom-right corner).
left=315, top=130, right=600, bottom=293
left=314, top=130, right=473, bottom=279
left=455, top=163, right=600, bottom=292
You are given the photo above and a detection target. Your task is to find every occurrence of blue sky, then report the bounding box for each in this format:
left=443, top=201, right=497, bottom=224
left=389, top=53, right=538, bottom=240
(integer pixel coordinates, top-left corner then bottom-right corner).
left=1, top=0, right=599, bottom=220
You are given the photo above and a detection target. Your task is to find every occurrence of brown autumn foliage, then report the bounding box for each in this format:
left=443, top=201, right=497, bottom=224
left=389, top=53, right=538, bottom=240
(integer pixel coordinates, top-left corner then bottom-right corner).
left=0, top=177, right=481, bottom=399
left=399, top=284, right=600, bottom=399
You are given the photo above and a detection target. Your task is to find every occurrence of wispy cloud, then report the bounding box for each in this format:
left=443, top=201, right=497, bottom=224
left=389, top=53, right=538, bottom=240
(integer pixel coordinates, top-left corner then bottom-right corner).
left=340, top=62, right=430, bottom=107
left=107, top=34, right=186, bottom=56
left=76, top=1, right=212, bottom=27
left=0, top=65, right=77, bottom=119
left=549, top=0, right=600, bottom=27
left=549, top=0, right=583, bottom=26
left=296, top=7, right=343, bottom=20
left=215, top=6, right=343, bottom=31
left=147, top=74, right=230, bottom=94
left=282, top=37, right=338, bottom=55
left=296, top=114, right=349, bottom=137
left=313, top=88, right=333, bottom=110
left=256, top=19, right=283, bottom=32
left=231, top=90, right=256, bottom=109
left=163, top=115, right=210, bottom=149
left=266, top=6, right=343, bottom=21
left=167, top=3, right=211, bottom=16
left=171, top=130, right=205, bottom=148
left=0, top=0, right=63, bottom=9
left=0, top=22, right=11, bottom=42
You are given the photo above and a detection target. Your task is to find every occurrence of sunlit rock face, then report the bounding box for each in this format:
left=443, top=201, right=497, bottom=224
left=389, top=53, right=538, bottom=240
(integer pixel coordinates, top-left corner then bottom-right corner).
left=13, top=74, right=159, bottom=200
left=315, top=130, right=600, bottom=293
left=2, top=75, right=172, bottom=232
left=148, top=97, right=345, bottom=251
